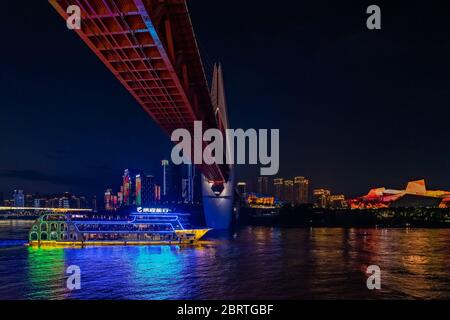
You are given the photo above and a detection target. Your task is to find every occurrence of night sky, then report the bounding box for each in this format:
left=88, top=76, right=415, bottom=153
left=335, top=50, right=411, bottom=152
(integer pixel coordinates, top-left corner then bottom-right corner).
left=1, top=0, right=449, bottom=199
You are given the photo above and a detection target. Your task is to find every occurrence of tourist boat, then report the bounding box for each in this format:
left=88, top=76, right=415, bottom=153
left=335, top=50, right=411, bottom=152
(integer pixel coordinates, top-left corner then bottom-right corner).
left=28, top=212, right=211, bottom=247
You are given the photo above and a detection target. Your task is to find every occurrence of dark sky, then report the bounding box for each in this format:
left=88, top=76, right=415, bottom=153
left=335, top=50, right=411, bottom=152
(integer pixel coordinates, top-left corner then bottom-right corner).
left=1, top=0, right=449, bottom=199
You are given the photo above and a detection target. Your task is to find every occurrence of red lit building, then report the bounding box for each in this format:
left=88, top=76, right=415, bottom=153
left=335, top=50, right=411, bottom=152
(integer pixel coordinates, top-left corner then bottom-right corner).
left=349, top=180, right=450, bottom=209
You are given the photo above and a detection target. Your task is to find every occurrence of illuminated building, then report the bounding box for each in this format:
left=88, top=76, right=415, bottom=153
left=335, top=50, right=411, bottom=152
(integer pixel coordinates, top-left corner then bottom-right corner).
left=136, top=174, right=157, bottom=206
left=314, top=189, right=331, bottom=208
left=237, top=182, right=247, bottom=197
left=117, top=187, right=123, bottom=207
left=164, top=163, right=182, bottom=203
left=294, top=177, right=309, bottom=204
left=122, top=169, right=144, bottom=207
left=104, top=189, right=114, bottom=211
left=329, top=195, right=347, bottom=209
left=182, top=164, right=201, bottom=203
left=284, top=180, right=294, bottom=204
left=349, top=180, right=450, bottom=209
left=13, top=190, right=25, bottom=207
left=162, top=160, right=169, bottom=198
left=58, top=197, right=70, bottom=209
left=257, top=177, right=270, bottom=195
left=273, top=179, right=284, bottom=200
left=155, top=185, right=161, bottom=202
left=182, top=179, right=191, bottom=203
left=246, top=193, right=278, bottom=208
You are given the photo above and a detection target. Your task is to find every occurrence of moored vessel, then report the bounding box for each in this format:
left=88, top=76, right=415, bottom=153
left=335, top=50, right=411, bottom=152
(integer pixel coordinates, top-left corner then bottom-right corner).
left=28, top=212, right=210, bottom=247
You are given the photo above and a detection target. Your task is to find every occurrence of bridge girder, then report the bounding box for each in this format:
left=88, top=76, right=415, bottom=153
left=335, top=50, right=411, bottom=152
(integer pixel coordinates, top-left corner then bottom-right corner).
left=50, top=0, right=229, bottom=183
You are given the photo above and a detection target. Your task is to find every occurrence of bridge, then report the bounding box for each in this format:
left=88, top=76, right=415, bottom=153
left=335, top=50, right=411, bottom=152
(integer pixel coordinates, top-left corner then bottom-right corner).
left=49, top=0, right=234, bottom=228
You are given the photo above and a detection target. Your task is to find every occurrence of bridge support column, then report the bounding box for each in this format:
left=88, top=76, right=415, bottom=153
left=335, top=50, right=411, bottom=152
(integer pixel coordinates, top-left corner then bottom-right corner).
left=202, top=172, right=235, bottom=230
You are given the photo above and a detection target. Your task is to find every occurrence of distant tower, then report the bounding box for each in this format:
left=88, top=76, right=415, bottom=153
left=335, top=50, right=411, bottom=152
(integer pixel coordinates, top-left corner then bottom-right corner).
left=273, top=179, right=284, bottom=200
left=294, top=177, right=310, bottom=204
left=162, top=160, right=169, bottom=197
left=284, top=181, right=294, bottom=204
left=122, top=169, right=143, bottom=207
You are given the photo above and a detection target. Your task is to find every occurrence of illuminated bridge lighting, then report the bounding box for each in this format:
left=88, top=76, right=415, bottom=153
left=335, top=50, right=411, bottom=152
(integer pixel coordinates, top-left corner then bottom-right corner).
left=49, top=0, right=229, bottom=184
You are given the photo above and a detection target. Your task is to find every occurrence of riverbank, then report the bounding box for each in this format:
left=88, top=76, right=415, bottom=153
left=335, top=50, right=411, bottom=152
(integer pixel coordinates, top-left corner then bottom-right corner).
left=238, top=206, right=450, bottom=228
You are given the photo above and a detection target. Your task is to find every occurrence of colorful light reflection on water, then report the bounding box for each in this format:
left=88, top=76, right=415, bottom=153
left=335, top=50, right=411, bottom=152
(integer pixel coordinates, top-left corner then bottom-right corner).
left=1, top=220, right=450, bottom=300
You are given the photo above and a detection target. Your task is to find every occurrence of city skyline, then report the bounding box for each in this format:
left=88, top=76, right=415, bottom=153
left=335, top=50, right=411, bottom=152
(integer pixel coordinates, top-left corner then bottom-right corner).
left=1, top=1, right=450, bottom=198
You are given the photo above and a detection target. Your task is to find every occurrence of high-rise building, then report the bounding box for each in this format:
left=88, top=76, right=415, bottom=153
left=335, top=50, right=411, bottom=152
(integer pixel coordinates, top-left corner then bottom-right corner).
left=182, top=164, right=199, bottom=203
left=136, top=174, right=157, bottom=206
left=58, top=196, right=70, bottom=209
left=273, top=178, right=284, bottom=200
left=182, top=178, right=190, bottom=203
left=13, top=190, right=25, bottom=207
left=257, top=177, right=270, bottom=195
left=314, top=189, right=331, bottom=208
left=155, top=185, right=161, bottom=202
left=34, top=198, right=46, bottom=208
left=237, top=182, right=247, bottom=197
left=294, top=177, right=310, bottom=204
left=79, top=196, right=89, bottom=209
left=284, top=180, right=294, bottom=203
left=165, top=163, right=182, bottom=203
left=117, top=186, right=124, bottom=207
left=162, top=160, right=169, bottom=198
left=92, top=196, right=98, bottom=212
left=104, top=189, right=114, bottom=211
left=0, top=192, right=3, bottom=206
left=122, top=169, right=143, bottom=206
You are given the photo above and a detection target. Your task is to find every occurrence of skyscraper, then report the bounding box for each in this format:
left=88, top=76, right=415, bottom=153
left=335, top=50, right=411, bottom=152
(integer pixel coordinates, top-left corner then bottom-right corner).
left=136, top=174, right=157, bottom=206
left=117, top=187, right=123, bottom=207
left=122, top=169, right=143, bottom=206
left=92, top=196, right=98, bottom=212
left=182, top=164, right=200, bottom=203
left=273, top=178, right=284, bottom=200
left=164, top=163, right=182, bottom=203
left=162, top=160, right=169, bottom=198
left=104, top=189, right=114, bottom=211
left=257, top=177, right=270, bottom=195
left=13, top=190, right=25, bottom=207
left=283, top=181, right=294, bottom=203
left=294, top=177, right=310, bottom=204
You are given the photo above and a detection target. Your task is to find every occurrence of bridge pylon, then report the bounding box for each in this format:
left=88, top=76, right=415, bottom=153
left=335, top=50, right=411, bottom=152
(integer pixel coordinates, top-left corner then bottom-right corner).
left=202, top=63, right=235, bottom=230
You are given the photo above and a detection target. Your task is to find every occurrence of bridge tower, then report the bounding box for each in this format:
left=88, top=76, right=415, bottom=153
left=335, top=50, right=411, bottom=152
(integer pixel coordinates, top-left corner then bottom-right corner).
left=202, top=64, right=235, bottom=229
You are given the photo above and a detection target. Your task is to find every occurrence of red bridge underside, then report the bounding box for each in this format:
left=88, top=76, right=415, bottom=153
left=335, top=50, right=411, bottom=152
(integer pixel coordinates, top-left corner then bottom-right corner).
left=50, top=0, right=228, bottom=183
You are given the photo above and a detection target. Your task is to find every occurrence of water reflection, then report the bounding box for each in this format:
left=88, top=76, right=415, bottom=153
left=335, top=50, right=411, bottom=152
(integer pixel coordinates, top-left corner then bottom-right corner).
left=26, top=247, right=67, bottom=300
left=1, top=222, right=450, bottom=300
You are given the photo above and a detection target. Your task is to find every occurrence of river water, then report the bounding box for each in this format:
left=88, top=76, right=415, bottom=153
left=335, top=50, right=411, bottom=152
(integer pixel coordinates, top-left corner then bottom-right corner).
left=0, top=220, right=449, bottom=300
